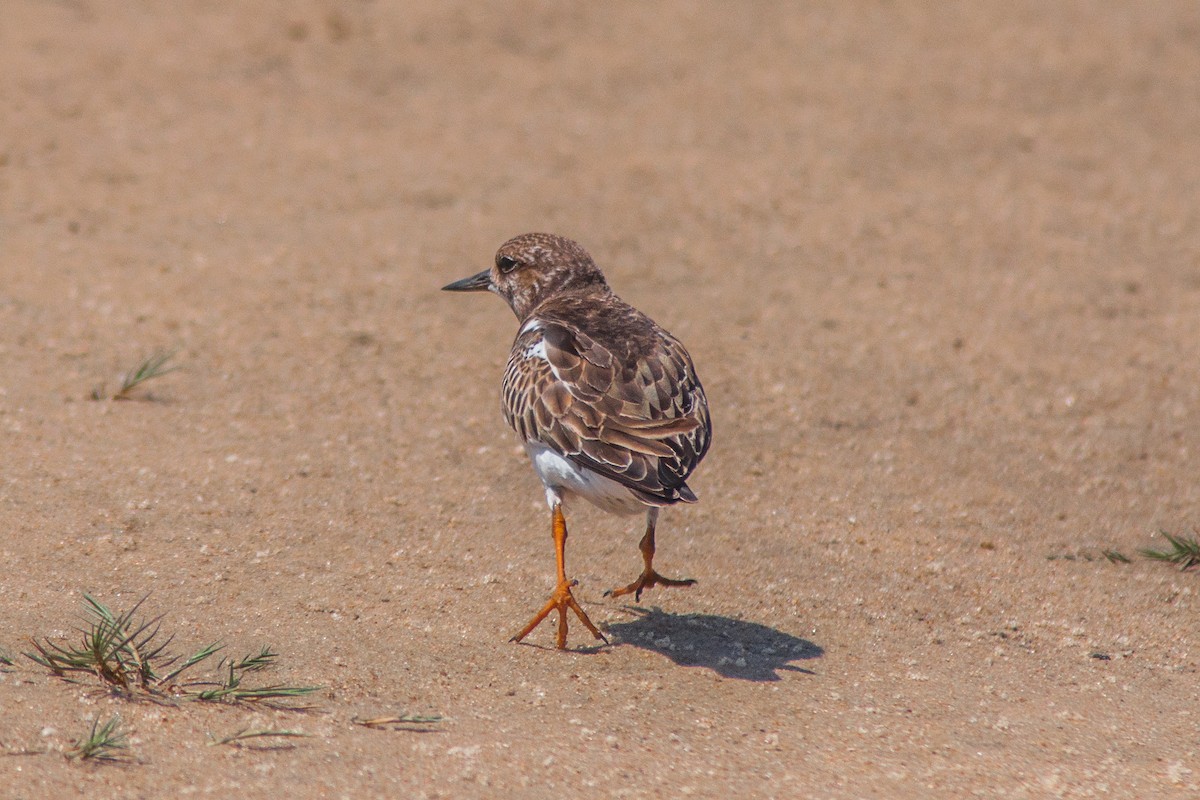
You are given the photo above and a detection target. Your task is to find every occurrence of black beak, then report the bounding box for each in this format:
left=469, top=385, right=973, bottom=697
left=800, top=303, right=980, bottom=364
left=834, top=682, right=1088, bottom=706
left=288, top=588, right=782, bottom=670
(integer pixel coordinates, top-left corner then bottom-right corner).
left=441, top=269, right=492, bottom=292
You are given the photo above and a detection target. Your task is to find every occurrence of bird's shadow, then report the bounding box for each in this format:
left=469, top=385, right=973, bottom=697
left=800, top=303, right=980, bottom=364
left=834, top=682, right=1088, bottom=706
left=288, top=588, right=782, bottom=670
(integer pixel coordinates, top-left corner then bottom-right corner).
left=604, top=606, right=823, bottom=681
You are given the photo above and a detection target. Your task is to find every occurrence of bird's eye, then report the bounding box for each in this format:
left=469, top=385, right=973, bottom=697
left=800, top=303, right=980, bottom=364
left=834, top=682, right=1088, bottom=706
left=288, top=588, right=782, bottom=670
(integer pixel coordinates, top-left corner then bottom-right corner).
left=497, top=255, right=519, bottom=273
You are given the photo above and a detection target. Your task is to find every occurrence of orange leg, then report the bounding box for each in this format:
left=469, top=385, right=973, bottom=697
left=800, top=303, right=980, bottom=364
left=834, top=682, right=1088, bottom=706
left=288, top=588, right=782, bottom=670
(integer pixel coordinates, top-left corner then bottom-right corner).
left=605, top=509, right=696, bottom=602
left=511, top=504, right=607, bottom=649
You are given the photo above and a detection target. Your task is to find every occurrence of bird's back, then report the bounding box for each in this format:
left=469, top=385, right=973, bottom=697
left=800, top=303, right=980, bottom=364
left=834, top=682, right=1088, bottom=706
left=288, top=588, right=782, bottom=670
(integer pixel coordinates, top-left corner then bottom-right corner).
left=502, top=290, right=711, bottom=507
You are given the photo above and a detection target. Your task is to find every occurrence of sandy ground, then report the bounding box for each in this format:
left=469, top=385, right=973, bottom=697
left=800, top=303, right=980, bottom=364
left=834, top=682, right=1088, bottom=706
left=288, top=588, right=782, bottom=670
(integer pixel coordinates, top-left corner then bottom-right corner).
left=2, top=2, right=1199, bottom=798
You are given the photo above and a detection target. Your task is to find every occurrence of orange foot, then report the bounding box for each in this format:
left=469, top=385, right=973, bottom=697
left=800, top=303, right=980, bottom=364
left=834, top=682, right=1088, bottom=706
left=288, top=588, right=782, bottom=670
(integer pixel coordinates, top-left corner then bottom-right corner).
left=604, top=569, right=696, bottom=602
left=511, top=579, right=608, bottom=649
left=604, top=511, right=696, bottom=602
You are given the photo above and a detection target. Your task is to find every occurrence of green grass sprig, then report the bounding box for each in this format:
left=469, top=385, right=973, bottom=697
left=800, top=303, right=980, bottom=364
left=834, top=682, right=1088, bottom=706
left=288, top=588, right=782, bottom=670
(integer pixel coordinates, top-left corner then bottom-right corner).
left=1140, top=530, right=1200, bottom=571
left=26, top=595, right=320, bottom=706
left=66, top=715, right=131, bottom=763
left=1046, top=549, right=1131, bottom=564
left=91, top=350, right=179, bottom=401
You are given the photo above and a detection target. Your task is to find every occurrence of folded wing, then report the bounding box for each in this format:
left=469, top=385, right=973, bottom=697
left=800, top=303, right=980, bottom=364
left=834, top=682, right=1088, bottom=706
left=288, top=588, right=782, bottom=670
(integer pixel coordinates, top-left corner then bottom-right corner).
left=502, top=318, right=711, bottom=506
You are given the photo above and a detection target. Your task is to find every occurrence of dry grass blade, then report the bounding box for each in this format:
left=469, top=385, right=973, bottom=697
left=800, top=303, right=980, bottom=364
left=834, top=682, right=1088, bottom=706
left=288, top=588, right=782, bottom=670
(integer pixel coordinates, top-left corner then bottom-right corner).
left=209, top=728, right=310, bottom=747
left=1140, top=530, right=1200, bottom=571
left=66, top=715, right=131, bottom=763
left=352, top=714, right=444, bottom=728
left=3, top=746, right=49, bottom=757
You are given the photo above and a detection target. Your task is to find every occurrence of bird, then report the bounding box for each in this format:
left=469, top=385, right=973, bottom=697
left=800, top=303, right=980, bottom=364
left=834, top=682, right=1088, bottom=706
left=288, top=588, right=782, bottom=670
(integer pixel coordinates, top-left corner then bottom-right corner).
left=442, top=232, right=712, bottom=649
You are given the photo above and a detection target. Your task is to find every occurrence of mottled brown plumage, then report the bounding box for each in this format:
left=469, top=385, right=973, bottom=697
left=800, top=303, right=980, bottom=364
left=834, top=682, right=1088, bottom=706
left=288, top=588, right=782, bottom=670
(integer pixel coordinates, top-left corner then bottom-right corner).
left=502, top=298, right=710, bottom=508
left=443, top=232, right=712, bottom=649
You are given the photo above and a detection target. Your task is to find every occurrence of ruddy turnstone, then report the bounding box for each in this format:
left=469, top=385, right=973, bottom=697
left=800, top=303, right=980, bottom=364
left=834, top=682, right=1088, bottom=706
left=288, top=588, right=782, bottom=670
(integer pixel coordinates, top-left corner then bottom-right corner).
left=442, top=233, right=712, bottom=649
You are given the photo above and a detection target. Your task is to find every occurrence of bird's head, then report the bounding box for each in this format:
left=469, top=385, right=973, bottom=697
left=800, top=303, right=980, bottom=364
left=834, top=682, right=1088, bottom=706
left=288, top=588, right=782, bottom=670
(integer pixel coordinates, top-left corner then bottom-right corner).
left=442, top=232, right=609, bottom=320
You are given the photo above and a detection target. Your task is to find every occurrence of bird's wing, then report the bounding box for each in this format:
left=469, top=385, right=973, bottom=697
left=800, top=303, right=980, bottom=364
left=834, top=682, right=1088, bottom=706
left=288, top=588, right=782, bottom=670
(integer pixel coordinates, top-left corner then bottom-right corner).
left=502, top=317, right=711, bottom=504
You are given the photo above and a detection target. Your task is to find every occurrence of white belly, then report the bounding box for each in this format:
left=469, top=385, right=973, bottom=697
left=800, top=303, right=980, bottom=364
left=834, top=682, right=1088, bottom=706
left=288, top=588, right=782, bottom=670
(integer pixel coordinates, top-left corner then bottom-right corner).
left=525, top=442, right=646, bottom=515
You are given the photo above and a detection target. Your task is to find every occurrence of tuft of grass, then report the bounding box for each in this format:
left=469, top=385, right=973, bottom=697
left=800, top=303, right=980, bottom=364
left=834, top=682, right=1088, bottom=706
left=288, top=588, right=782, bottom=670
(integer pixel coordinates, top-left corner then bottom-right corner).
left=26, top=594, right=320, bottom=706
left=66, top=715, right=131, bottom=763
left=1140, top=530, right=1200, bottom=571
left=209, top=728, right=310, bottom=748
left=91, top=350, right=179, bottom=401
left=26, top=594, right=180, bottom=691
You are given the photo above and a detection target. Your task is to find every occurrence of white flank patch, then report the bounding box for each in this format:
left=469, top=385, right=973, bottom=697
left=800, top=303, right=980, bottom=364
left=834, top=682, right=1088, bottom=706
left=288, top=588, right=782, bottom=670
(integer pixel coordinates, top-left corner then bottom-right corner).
left=519, top=318, right=543, bottom=335
left=525, top=442, right=645, bottom=515
left=523, top=339, right=548, bottom=361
